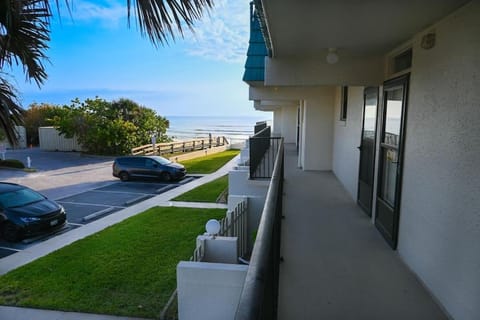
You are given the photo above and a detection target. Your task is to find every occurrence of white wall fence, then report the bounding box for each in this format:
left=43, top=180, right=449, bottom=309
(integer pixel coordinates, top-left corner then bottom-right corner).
left=162, top=198, right=251, bottom=320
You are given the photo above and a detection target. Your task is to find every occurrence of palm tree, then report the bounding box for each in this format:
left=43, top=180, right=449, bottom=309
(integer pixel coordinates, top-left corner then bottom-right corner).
left=0, top=0, right=213, bottom=144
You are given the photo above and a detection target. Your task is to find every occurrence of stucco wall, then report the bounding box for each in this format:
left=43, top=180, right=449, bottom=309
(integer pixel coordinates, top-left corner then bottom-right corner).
left=302, top=94, right=334, bottom=171
left=273, top=109, right=282, bottom=136
left=332, top=86, right=363, bottom=201
left=398, top=3, right=480, bottom=320
left=281, top=106, right=297, bottom=144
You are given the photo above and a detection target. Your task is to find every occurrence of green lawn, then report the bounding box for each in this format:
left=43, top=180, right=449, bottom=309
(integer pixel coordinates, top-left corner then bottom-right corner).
left=173, top=175, right=228, bottom=203
left=0, top=207, right=225, bottom=318
left=182, top=149, right=239, bottom=173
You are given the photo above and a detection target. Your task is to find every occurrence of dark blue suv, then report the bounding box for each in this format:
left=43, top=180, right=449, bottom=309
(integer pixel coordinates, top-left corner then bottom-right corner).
left=112, top=156, right=186, bottom=182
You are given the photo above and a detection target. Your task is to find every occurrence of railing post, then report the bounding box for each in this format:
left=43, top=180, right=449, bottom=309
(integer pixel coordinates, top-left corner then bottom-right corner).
left=228, top=210, right=234, bottom=237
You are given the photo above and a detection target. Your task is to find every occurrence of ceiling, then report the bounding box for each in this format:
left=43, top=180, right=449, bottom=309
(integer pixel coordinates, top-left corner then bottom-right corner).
left=261, top=0, right=470, bottom=57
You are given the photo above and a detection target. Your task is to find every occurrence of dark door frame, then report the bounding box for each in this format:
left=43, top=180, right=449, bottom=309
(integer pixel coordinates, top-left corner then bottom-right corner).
left=357, top=86, right=379, bottom=216
left=375, top=73, right=410, bottom=249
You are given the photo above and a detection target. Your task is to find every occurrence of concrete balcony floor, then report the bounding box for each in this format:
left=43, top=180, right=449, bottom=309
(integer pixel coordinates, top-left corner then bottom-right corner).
left=278, top=144, right=447, bottom=320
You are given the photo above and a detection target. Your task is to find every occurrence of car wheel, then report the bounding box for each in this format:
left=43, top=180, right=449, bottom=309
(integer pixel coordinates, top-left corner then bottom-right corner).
left=119, top=172, right=129, bottom=182
left=161, top=172, right=172, bottom=182
left=2, top=222, right=21, bottom=242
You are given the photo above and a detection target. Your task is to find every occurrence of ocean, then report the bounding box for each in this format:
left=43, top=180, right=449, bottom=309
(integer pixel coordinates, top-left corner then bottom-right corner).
left=166, top=115, right=272, bottom=143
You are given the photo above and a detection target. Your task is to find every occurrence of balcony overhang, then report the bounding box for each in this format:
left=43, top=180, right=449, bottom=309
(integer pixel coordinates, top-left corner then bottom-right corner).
left=264, top=55, right=384, bottom=86
left=260, top=0, right=469, bottom=59
left=249, top=86, right=334, bottom=101
left=254, top=100, right=298, bottom=111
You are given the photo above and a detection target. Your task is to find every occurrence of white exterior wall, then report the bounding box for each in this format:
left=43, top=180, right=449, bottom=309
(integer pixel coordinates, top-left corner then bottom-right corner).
left=302, top=94, right=334, bottom=171
left=398, top=3, right=480, bottom=320
left=281, top=106, right=297, bottom=144
left=228, top=169, right=269, bottom=251
left=332, top=86, right=363, bottom=201
left=272, top=109, right=282, bottom=136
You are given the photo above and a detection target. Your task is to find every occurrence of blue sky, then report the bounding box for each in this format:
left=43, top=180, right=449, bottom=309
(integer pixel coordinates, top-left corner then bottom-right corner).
left=10, top=0, right=268, bottom=118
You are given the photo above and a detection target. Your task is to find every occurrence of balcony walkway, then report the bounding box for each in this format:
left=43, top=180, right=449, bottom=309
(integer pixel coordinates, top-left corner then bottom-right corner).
left=278, top=144, right=447, bottom=320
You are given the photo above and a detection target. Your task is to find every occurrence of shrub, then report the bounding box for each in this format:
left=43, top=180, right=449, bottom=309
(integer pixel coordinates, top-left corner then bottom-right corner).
left=0, top=159, right=25, bottom=169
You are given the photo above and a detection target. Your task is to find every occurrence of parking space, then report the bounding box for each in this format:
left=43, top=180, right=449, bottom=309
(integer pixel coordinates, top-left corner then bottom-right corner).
left=0, top=176, right=198, bottom=259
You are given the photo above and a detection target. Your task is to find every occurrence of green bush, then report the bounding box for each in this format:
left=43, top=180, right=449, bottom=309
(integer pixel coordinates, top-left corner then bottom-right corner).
left=0, top=159, right=25, bottom=169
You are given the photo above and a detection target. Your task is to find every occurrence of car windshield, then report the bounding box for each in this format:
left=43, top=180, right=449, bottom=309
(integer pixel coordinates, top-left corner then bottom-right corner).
left=152, top=156, right=172, bottom=165
left=0, top=188, right=45, bottom=209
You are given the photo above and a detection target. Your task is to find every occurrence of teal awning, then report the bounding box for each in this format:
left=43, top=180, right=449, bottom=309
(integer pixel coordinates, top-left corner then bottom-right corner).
left=243, top=3, right=268, bottom=83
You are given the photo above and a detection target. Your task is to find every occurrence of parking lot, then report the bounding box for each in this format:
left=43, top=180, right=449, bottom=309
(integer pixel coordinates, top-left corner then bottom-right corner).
left=0, top=148, right=197, bottom=259
left=0, top=177, right=197, bottom=258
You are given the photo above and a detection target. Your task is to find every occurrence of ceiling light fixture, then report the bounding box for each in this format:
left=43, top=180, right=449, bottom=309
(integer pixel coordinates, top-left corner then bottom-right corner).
left=326, top=48, right=339, bottom=64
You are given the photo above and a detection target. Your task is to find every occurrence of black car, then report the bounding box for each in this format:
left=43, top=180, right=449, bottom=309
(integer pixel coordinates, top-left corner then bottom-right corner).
left=112, top=155, right=186, bottom=182
left=0, top=183, right=67, bottom=242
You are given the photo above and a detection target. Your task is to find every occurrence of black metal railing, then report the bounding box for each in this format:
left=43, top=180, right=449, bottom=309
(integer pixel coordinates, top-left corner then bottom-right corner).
left=254, top=121, right=268, bottom=134
left=235, top=140, right=284, bottom=320
left=249, top=126, right=282, bottom=179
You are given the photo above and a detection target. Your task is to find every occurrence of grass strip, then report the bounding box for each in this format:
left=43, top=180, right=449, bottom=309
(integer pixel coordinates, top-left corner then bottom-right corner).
left=181, top=149, right=239, bottom=173
left=0, top=207, right=225, bottom=318
left=173, top=175, right=228, bottom=203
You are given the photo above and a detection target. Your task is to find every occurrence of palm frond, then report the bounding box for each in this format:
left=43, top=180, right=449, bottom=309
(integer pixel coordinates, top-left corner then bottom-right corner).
left=127, top=0, right=213, bottom=45
left=0, top=76, right=25, bottom=144
left=0, top=0, right=51, bottom=86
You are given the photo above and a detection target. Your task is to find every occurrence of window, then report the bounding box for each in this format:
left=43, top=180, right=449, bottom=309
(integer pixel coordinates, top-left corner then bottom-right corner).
left=393, top=48, right=412, bottom=74
left=340, top=86, right=348, bottom=121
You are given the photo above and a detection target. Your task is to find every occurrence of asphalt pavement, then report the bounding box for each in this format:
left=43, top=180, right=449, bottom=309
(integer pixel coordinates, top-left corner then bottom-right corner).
left=0, top=148, right=202, bottom=258
left=0, top=147, right=116, bottom=200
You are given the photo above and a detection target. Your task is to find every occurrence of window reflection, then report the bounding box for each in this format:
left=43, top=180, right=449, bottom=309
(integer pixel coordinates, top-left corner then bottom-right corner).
left=381, top=149, right=398, bottom=206
left=383, top=88, right=403, bottom=146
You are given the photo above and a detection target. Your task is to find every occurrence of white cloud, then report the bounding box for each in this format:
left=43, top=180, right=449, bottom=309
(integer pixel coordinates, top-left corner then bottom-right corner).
left=59, top=0, right=127, bottom=27
left=56, top=0, right=250, bottom=62
left=184, top=0, right=250, bottom=63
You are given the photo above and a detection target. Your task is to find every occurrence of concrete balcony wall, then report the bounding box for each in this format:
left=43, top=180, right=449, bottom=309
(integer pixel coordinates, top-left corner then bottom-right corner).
left=177, top=261, right=248, bottom=320
left=228, top=169, right=269, bottom=251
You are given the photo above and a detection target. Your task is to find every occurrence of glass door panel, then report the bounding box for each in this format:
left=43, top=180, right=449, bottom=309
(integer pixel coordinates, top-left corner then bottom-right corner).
left=375, top=74, right=409, bottom=249
left=380, top=149, right=398, bottom=207
left=357, top=87, right=378, bottom=216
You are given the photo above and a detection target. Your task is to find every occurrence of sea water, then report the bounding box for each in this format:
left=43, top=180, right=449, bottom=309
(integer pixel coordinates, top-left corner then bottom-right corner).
left=166, top=115, right=271, bottom=143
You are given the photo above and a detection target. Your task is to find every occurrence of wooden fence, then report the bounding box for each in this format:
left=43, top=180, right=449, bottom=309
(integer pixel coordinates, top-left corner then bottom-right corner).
left=131, top=136, right=229, bottom=156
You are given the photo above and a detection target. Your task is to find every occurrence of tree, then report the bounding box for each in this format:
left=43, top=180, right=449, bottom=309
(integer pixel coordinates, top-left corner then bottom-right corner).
left=52, top=97, right=170, bottom=155
left=23, top=102, right=62, bottom=145
left=0, top=0, right=213, bottom=144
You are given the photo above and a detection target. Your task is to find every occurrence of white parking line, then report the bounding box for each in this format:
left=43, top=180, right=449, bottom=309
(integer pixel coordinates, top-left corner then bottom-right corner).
left=67, top=222, right=84, bottom=227
left=82, top=207, right=116, bottom=222
left=57, top=201, right=126, bottom=208
left=90, top=189, right=156, bottom=195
